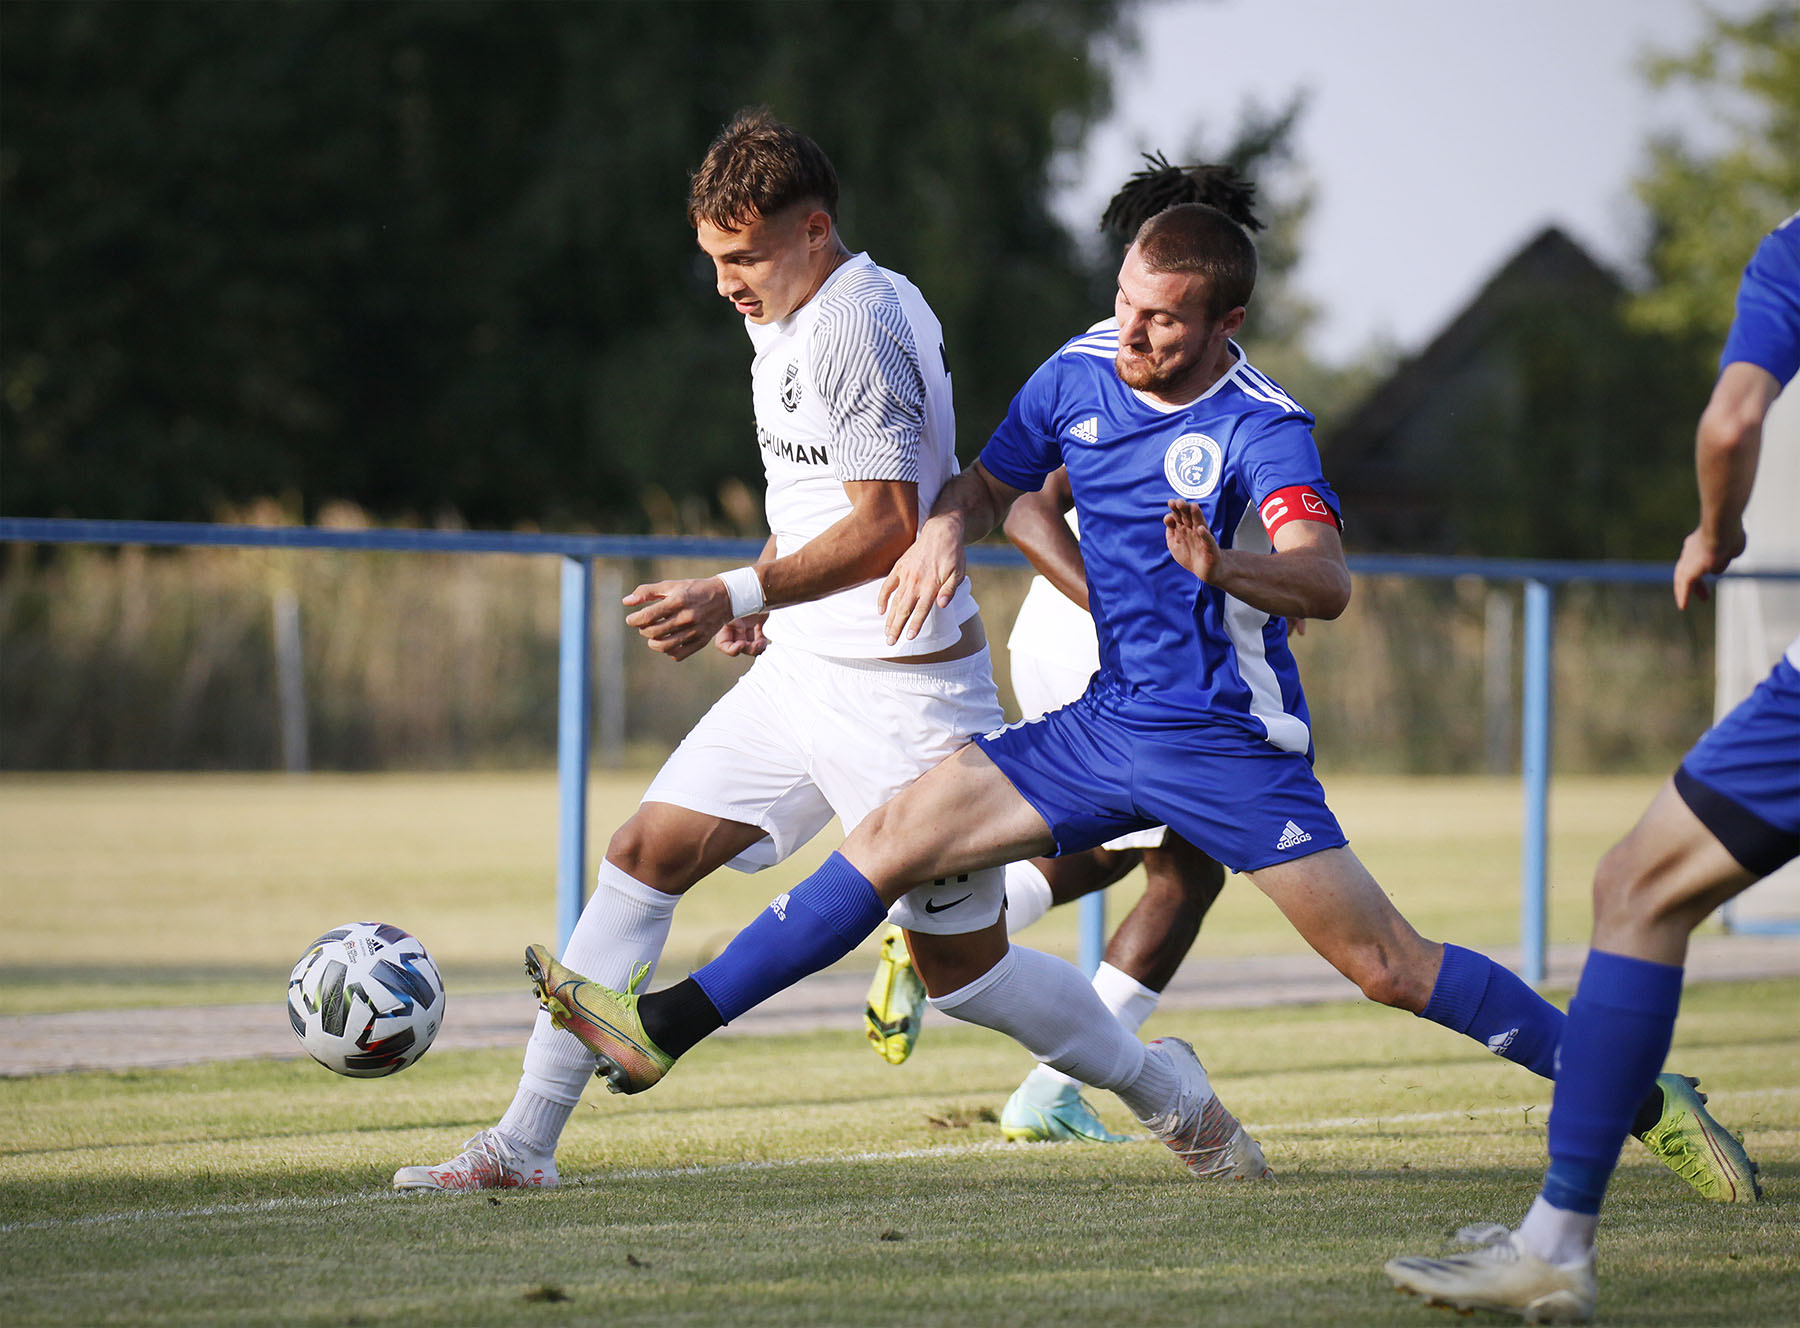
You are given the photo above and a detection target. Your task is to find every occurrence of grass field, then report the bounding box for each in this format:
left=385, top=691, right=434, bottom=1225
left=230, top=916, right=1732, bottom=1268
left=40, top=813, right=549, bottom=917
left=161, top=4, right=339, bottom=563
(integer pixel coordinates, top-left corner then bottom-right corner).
left=2, top=773, right=1796, bottom=1324
left=2, top=983, right=1796, bottom=1325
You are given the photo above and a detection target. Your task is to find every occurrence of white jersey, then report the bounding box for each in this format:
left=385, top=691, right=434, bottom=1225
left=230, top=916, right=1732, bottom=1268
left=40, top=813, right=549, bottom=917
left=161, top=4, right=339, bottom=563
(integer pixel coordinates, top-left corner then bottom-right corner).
left=745, top=252, right=978, bottom=657
left=1005, top=509, right=1100, bottom=676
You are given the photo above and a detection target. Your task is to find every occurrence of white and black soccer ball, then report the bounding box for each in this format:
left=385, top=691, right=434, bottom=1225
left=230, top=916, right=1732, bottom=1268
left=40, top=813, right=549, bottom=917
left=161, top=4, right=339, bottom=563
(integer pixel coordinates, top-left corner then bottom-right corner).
left=287, top=921, right=445, bottom=1078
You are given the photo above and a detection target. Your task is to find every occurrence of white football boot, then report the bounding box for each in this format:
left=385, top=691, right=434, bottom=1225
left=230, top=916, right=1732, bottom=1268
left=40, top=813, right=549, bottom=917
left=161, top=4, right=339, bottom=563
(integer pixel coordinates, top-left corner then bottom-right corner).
left=393, top=1128, right=558, bottom=1192
left=1385, top=1225, right=1596, bottom=1324
left=1136, top=1037, right=1272, bottom=1180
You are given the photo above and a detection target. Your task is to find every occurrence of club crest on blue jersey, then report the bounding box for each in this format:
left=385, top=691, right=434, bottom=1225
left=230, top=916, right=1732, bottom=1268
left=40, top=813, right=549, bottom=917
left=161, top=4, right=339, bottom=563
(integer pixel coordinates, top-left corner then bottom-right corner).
left=1163, top=433, right=1223, bottom=500
left=780, top=360, right=803, bottom=412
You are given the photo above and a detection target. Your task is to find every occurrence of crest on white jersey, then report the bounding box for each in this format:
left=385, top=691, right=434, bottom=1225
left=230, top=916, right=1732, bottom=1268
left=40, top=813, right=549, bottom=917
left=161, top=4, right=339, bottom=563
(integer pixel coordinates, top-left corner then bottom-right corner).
left=1069, top=416, right=1099, bottom=444
left=1164, top=433, right=1222, bottom=500
left=780, top=361, right=803, bottom=412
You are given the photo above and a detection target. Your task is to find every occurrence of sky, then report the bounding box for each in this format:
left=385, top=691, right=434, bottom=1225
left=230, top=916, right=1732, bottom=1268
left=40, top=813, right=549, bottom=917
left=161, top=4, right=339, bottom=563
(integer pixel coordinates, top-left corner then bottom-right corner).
left=1056, top=0, right=1772, bottom=362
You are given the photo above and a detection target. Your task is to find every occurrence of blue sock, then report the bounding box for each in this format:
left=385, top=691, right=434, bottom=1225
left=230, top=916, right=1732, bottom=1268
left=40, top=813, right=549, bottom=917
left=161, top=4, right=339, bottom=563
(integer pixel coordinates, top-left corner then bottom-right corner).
left=1419, top=943, right=1564, bottom=1078
left=691, top=852, right=888, bottom=1024
left=1541, top=949, right=1683, bottom=1214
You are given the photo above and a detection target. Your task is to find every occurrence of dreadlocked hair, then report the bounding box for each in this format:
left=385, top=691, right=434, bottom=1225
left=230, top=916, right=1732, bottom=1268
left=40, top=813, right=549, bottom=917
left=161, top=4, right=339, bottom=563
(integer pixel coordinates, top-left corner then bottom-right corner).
left=1099, top=153, right=1263, bottom=238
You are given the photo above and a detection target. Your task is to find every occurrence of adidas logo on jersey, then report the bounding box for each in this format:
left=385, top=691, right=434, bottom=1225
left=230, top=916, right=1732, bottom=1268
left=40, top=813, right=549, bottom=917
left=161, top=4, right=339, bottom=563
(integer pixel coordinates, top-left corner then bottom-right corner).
left=1069, top=416, right=1099, bottom=444
left=1274, top=820, right=1313, bottom=850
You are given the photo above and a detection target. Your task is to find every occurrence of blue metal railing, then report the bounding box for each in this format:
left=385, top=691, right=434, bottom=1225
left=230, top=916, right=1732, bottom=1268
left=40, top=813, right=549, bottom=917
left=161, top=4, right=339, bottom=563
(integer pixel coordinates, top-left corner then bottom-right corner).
left=4, top=515, right=1795, bottom=978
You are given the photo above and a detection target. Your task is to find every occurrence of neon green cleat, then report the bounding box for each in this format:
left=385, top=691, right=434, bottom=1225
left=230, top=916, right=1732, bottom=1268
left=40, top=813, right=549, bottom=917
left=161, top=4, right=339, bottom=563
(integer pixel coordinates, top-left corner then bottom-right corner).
left=524, top=945, right=674, bottom=1095
left=1385, top=1227, right=1595, bottom=1324
left=1638, top=1071, right=1761, bottom=1202
left=864, top=924, right=926, bottom=1065
left=1000, top=1079, right=1131, bottom=1144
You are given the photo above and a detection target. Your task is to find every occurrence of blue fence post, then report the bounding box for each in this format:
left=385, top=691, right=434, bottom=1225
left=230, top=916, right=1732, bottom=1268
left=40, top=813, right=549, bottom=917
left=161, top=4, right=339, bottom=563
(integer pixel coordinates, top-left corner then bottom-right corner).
left=1078, top=890, right=1106, bottom=976
left=556, top=557, right=594, bottom=951
left=1520, top=579, right=1553, bottom=986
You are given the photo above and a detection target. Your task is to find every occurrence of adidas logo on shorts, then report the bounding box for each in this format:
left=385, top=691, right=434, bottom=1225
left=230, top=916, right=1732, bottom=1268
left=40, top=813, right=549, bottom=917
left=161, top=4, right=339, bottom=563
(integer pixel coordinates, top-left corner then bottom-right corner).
left=1274, top=820, right=1313, bottom=850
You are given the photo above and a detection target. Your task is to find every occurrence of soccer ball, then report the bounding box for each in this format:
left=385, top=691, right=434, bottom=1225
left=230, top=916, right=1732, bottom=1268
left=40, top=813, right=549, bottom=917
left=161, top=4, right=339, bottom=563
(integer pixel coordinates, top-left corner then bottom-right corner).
left=287, top=921, right=445, bottom=1078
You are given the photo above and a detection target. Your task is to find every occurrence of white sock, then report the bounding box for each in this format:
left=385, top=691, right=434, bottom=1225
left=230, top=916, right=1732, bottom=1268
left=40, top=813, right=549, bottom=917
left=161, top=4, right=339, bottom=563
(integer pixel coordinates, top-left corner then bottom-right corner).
left=929, top=944, right=1147, bottom=1096
left=1002, top=861, right=1054, bottom=935
left=500, top=860, right=680, bottom=1155
left=1116, top=1039, right=1186, bottom=1122
left=1026, top=961, right=1163, bottom=1093
left=1516, top=1195, right=1599, bottom=1266
left=1092, top=961, right=1161, bottom=1033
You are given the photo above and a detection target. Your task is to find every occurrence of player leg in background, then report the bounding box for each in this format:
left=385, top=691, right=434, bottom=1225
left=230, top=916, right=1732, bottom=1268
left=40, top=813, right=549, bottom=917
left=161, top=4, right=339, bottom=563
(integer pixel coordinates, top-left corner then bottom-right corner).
left=864, top=841, right=1145, bottom=1066
left=1246, top=838, right=1758, bottom=1205
left=1000, top=835, right=1225, bottom=1143
left=392, top=803, right=766, bottom=1191
left=529, top=741, right=1273, bottom=1181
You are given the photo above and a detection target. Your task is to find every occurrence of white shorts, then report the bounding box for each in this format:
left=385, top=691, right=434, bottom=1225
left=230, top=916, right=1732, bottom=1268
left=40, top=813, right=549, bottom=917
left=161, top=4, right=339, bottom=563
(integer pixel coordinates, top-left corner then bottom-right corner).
left=642, top=642, right=1008, bottom=935
left=1009, top=649, right=1167, bottom=852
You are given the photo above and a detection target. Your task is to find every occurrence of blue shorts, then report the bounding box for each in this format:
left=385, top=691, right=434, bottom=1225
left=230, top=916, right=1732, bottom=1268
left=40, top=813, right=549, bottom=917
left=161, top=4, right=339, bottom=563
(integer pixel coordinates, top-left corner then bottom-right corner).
left=1675, top=654, right=1800, bottom=878
left=974, top=686, right=1346, bottom=874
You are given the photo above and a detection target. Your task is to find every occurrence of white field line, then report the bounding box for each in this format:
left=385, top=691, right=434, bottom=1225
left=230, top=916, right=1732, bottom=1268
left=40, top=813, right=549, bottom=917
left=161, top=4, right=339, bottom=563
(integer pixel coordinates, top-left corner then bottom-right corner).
left=5, top=1086, right=1796, bottom=1236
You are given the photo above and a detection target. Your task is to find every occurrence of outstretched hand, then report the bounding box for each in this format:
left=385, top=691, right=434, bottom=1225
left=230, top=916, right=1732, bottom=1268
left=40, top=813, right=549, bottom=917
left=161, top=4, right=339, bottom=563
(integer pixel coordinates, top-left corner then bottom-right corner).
left=1164, top=500, right=1223, bottom=583
left=623, top=576, right=737, bottom=662
left=878, top=518, right=966, bottom=645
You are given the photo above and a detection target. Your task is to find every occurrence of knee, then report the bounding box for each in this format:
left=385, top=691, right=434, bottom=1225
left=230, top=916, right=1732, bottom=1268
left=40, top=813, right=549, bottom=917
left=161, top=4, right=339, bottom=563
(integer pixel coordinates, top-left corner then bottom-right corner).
left=1146, top=840, right=1225, bottom=907
left=1350, top=944, right=1436, bottom=1013
left=1592, top=838, right=1654, bottom=929
left=604, top=817, right=686, bottom=888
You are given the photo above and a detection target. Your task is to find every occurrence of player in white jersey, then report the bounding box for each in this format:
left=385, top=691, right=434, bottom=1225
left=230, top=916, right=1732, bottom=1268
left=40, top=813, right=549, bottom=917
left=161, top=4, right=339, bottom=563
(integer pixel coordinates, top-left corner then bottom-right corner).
left=393, top=107, right=1002, bottom=1192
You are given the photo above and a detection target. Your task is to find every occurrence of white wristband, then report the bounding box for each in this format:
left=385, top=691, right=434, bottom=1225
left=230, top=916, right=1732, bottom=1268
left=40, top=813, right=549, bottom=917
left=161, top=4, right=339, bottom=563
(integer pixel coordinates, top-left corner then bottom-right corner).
left=717, top=565, right=766, bottom=618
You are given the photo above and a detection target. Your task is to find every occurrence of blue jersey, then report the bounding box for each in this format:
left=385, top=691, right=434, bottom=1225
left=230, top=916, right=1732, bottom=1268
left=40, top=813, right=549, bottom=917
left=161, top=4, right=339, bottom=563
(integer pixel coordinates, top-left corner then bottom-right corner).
left=1720, top=211, right=1800, bottom=386
left=978, top=328, right=1339, bottom=755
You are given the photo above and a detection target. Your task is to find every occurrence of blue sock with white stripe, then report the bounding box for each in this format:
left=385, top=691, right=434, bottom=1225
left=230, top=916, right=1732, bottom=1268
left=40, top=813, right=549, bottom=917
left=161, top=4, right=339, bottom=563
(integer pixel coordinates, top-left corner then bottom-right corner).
left=1419, top=943, right=1563, bottom=1078
left=1540, top=949, right=1683, bottom=1214
left=692, top=852, right=889, bottom=1024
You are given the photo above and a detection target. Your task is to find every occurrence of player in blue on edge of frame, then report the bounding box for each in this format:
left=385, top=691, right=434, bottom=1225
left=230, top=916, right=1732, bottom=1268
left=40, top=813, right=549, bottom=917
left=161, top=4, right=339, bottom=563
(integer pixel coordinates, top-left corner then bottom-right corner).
left=526, top=176, right=1761, bottom=1197
left=1383, top=213, right=1798, bottom=1324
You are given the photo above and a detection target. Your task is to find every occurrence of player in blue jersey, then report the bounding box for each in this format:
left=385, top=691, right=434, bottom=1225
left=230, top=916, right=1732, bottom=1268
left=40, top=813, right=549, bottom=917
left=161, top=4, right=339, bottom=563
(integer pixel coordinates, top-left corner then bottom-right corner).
left=523, top=198, right=1756, bottom=1195
left=864, top=158, right=1249, bottom=1150
left=1384, top=214, right=1797, bottom=1324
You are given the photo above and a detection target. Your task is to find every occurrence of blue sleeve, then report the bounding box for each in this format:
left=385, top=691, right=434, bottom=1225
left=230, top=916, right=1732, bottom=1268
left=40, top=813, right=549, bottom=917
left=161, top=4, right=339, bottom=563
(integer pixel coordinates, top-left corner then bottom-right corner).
left=1238, top=414, right=1341, bottom=523
left=976, top=355, right=1064, bottom=493
left=1720, top=216, right=1800, bottom=387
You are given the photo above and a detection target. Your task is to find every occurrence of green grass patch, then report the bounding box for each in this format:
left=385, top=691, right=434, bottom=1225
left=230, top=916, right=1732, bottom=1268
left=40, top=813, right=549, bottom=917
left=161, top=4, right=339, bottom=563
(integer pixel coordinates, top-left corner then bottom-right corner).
left=3, top=980, right=1796, bottom=1325
left=1, top=771, right=1669, bottom=1013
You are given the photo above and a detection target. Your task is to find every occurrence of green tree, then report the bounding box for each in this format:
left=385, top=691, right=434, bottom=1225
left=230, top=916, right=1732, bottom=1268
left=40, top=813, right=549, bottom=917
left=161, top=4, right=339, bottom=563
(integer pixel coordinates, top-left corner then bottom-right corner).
left=2, top=0, right=1135, bottom=529
left=1630, top=4, right=1800, bottom=354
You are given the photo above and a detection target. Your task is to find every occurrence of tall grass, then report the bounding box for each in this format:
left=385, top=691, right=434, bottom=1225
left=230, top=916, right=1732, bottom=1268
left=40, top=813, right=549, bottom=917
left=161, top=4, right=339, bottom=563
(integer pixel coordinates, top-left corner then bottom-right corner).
left=2, top=515, right=1711, bottom=772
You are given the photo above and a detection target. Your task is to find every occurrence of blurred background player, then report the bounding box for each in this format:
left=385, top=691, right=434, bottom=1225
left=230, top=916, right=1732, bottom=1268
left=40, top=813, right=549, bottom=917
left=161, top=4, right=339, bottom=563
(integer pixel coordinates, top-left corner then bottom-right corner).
left=394, top=107, right=1003, bottom=1191
left=1383, top=212, right=1796, bottom=1325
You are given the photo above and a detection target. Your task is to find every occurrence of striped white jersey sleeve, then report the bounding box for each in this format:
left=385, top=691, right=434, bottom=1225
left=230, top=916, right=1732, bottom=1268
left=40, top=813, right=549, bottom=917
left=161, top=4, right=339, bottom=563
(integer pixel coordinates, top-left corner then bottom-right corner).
left=809, top=268, right=926, bottom=484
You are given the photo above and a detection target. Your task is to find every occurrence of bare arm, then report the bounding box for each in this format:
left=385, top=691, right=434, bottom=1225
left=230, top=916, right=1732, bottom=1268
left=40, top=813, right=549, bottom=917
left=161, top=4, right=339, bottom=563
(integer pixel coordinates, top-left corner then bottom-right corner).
left=1673, top=361, right=1782, bottom=610
left=626, top=479, right=919, bottom=661
left=879, top=462, right=1029, bottom=644
left=1163, top=500, right=1352, bottom=620
left=711, top=533, right=780, bottom=659
left=1002, top=466, right=1087, bottom=610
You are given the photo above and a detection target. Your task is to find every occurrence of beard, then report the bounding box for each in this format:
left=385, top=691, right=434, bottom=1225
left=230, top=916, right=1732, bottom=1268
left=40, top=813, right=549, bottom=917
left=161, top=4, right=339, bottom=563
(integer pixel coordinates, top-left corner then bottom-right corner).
left=1115, top=347, right=1182, bottom=392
